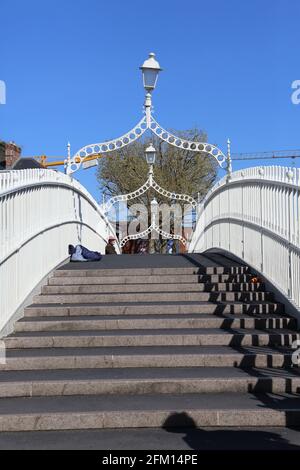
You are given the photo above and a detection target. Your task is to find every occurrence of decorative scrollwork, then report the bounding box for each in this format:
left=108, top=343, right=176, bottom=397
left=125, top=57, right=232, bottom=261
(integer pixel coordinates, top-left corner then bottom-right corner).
left=149, top=117, right=226, bottom=166
left=67, top=117, right=148, bottom=174
left=102, top=174, right=197, bottom=214
left=67, top=113, right=227, bottom=174
left=103, top=179, right=152, bottom=213
left=151, top=180, right=197, bottom=207
left=120, top=223, right=186, bottom=247
left=120, top=225, right=153, bottom=247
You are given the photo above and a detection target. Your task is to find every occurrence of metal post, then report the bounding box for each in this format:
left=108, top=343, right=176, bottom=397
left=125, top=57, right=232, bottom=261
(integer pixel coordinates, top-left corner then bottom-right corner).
left=144, top=92, right=152, bottom=128
left=65, top=142, right=71, bottom=174
left=226, top=138, right=232, bottom=182
left=148, top=164, right=154, bottom=184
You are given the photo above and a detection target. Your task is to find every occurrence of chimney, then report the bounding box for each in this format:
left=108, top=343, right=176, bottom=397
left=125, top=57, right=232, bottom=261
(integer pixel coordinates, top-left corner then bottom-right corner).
left=0, top=141, right=22, bottom=169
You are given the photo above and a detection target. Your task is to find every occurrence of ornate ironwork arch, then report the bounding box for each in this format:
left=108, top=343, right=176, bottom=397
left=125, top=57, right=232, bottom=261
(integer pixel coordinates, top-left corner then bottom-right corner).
left=102, top=174, right=197, bottom=214
left=149, top=117, right=226, bottom=166
left=66, top=114, right=226, bottom=174
left=102, top=165, right=195, bottom=249
left=68, top=117, right=148, bottom=174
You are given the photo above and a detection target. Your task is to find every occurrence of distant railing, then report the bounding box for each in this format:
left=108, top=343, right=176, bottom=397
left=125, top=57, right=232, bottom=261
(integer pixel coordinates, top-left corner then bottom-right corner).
left=189, top=166, right=300, bottom=311
left=0, top=169, right=119, bottom=333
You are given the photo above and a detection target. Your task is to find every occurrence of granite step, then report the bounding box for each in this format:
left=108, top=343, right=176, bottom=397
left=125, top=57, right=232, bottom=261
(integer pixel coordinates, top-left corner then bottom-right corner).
left=24, top=301, right=285, bottom=317
left=0, top=367, right=299, bottom=398
left=42, top=283, right=266, bottom=295
left=14, top=314, right=296, bottom=332
left=4, top=328, right=299, bottom=349
left=0, top=345, right=294, bottom=371
left=33, top=291, right=274, bottom=304
left=53, top=266, right=251, bottom=277
left=48, top=274, right=255, bottom=285
left=0, top=392, right=299, bottom=431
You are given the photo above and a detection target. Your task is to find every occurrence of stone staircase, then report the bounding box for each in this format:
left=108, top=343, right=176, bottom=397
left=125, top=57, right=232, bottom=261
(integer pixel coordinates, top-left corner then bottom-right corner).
left=0, top=253, right=300, bottom=432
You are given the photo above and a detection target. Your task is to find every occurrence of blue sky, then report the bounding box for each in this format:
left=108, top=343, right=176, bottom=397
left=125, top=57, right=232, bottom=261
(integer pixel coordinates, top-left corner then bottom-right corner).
left=1, top=0, right=300, bottom=199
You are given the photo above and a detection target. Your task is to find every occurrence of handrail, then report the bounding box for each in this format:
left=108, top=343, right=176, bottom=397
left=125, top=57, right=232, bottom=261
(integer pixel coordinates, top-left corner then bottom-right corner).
left=0, top=169, right=119, bottom=334
left=189, top=166, right=300, bottom=312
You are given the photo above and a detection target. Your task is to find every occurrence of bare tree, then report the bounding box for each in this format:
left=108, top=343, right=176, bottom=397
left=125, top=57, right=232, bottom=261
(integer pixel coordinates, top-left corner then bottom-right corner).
left=96, top=128, right=218, bottom=252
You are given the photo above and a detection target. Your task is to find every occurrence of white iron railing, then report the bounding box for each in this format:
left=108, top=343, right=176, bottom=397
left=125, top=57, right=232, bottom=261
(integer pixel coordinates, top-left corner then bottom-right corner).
left=189, top=166, right=300, bottom=311
left=0, top=169, right=119, bottom=333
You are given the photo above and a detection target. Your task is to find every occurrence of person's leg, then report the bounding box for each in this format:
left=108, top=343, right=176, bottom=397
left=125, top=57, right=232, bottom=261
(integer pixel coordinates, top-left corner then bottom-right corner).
left=71, top=245, right=87, bottom=262
left=80, top=245, right=102, bottom=261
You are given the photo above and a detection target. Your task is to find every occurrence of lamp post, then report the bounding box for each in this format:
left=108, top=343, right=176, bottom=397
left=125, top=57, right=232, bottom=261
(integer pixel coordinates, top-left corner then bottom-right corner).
left=140, top=53, right=162, bottom=127
left=145, top=143, right=156, bottom=182
left=150, top=197, right=158, bottom=225
left=145, top=143, right=157, bottom=252
left=150, top=197, right=159, bottom=253
left=66, top=52, right=227, bottom=175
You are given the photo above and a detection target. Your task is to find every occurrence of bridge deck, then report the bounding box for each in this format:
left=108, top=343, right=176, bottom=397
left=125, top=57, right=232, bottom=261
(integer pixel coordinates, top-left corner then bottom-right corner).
left=60, top=253, right=243, bottom=270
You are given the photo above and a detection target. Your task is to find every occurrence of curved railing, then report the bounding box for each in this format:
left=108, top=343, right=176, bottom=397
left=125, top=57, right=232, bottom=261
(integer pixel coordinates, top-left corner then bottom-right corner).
left=189, top=166, right=300, bottom=311
left=0, top=169, right=119, bottom=333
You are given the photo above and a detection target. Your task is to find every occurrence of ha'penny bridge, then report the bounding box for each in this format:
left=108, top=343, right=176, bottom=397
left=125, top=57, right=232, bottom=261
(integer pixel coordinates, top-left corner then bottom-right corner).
left=0, top=54, right=300, bottom=434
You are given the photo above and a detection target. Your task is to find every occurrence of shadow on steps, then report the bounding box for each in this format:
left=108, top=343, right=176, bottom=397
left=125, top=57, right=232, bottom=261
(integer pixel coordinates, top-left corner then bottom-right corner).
left=163, top=412, right=300, bottom=450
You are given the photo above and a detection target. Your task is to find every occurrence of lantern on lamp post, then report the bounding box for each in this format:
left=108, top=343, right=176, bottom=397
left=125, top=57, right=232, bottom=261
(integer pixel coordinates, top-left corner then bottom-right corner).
left=140, top=52, right=162, bottom=92
left=145, top=143, right=156, bottom=180
left=140, top=53, right=162, bottom=126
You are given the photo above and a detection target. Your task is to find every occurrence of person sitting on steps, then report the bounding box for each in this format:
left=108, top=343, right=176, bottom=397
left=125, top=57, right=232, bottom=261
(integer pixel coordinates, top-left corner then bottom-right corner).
left=105, top=236, right=117, bottom=255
